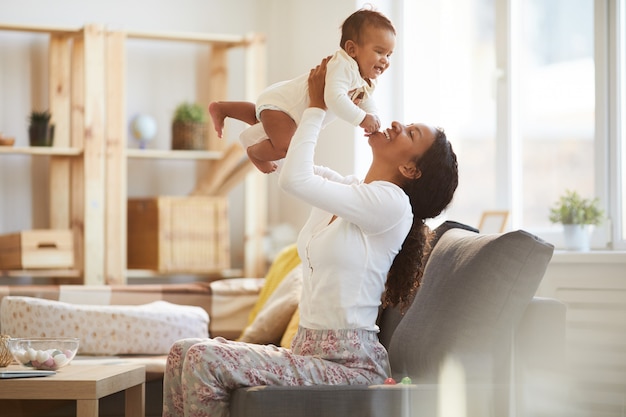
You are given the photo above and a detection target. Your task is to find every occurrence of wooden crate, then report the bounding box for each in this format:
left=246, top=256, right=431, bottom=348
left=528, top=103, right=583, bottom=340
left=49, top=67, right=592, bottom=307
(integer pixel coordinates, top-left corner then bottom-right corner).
left=127, top=196, right=230, bottom=273
left=0, top=230, right=74, bottom=269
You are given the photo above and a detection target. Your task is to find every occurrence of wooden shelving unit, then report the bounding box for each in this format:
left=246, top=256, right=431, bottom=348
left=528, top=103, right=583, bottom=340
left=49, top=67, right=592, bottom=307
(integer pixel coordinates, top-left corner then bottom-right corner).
left=0, top=23, right=107, bottom=284
left=0, top=23, right=268, bottom=284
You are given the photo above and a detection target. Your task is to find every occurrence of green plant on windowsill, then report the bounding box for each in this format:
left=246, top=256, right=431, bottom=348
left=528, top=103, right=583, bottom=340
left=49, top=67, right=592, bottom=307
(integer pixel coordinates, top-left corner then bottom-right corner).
left=548, top=189, right=604, bottom=226
left=171, top=102, right=208, bottom=150
left=549, top=189, right=604, bottom=251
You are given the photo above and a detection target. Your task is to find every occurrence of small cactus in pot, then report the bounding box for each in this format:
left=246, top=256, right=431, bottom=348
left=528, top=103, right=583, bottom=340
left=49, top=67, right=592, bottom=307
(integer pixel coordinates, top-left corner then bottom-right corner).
left=28, top=110, right=55, bottom=146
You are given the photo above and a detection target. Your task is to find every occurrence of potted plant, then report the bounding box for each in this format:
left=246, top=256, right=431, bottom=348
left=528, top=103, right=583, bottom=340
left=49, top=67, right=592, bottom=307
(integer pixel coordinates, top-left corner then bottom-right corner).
left=171, top=102, right=208, bottom=150
left=549, top=189, right=604, bottom=251
left=28, top=110, right=54, bottom=146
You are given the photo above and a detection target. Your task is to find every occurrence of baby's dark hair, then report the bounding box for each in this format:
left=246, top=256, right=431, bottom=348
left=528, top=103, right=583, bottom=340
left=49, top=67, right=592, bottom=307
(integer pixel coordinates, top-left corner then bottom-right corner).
left=340, top=6, right=396, bottom=49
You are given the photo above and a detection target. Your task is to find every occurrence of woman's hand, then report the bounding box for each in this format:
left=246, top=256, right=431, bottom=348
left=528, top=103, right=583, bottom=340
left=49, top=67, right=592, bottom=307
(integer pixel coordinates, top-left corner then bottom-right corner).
left=308, top=56, right=330, bottom=110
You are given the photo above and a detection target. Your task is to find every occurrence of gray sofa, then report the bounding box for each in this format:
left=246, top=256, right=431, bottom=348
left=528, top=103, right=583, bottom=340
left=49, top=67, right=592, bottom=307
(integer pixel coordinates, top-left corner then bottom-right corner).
left=231, top=224, right=566, bottom=417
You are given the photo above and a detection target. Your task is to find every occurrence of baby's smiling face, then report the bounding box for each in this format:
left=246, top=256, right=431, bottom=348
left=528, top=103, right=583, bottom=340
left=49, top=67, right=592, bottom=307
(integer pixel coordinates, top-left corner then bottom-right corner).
left=350, top=26, right=396, bottom=80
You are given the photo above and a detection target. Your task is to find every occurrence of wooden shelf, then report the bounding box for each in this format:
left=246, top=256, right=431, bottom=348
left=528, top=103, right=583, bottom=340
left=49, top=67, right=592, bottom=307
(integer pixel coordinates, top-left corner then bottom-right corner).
left=0, top=269, right=81, bottom=278
left=126, top=268, right=243, bottom=279
left=125, top=29, right=258, bottom=47
left=0, top=146, right=82, bottom=156
left=126, top=149, right=223, bottom=160
left=0, top=23, right=80, bottom=35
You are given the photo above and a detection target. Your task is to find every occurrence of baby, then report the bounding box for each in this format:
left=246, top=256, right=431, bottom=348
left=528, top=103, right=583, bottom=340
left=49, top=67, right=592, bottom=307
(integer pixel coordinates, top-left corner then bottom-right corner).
left=209, top=7, right=396, bottom=173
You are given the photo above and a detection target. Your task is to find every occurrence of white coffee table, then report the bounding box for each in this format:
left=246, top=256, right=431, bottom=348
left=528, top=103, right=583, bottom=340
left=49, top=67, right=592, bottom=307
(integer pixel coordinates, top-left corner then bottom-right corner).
left=0, top=363, right=145, bottom=417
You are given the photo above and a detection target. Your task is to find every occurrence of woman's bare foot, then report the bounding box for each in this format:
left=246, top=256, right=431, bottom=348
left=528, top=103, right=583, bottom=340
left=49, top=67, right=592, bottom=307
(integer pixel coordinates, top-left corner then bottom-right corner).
left=247, top=149, right=277, bottom=174
left=208, top=102, right=226, bottom=138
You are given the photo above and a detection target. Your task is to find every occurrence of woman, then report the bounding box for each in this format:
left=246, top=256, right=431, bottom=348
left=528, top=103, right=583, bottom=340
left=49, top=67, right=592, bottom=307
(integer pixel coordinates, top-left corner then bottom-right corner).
left=162, top=58, right=458, bottom=417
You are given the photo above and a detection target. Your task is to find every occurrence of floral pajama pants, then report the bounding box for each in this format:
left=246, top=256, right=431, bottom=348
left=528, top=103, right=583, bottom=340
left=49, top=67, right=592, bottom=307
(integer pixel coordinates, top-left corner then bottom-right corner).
left=162, top=327, right=390, bottom=417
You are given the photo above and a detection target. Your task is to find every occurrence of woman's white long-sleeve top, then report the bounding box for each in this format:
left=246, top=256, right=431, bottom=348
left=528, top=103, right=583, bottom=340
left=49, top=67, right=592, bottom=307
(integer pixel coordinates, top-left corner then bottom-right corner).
left=279, top=108, right=413, bottom=331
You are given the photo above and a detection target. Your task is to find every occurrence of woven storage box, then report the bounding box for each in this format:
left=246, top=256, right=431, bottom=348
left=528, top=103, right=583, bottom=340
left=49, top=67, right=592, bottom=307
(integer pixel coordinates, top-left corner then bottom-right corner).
left=0, top=230, right=74, bottom=269
left=172, top=121, right=209, bottom=150
left=127, top=196, right=230, bottom=273
left=0, top=334, right=13, bottom=367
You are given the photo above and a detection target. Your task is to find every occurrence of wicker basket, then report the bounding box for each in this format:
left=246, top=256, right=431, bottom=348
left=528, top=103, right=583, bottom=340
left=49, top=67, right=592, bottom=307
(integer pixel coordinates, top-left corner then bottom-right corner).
left=0, top=334, right=13, bottom=367
left=172, top=121, right=209, bottom=150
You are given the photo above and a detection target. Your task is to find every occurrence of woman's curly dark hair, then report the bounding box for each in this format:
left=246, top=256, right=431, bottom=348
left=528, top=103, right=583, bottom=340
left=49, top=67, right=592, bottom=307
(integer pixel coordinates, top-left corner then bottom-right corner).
left=382, top=128, right=459, bottom=311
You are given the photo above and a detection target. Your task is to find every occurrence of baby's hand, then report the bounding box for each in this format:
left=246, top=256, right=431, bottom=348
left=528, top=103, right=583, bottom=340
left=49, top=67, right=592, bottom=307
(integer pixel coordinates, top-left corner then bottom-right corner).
left=360, top=114, right=381, bottom=134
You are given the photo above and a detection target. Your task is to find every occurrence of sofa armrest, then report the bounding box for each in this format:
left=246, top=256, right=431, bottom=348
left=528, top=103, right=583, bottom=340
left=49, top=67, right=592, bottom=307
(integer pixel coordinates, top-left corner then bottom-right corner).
left=512, top=297, right=568, bottom=416
left=514, top=296, right=567, bottom=369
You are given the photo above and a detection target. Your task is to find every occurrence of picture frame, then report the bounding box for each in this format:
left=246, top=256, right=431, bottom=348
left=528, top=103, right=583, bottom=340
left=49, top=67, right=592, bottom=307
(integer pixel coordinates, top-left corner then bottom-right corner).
left=478, top=210, right=510, bottom=233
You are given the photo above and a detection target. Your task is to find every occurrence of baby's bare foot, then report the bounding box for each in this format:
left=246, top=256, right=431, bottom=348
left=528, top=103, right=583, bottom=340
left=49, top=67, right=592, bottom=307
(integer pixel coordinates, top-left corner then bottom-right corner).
left=247, top=152, right=277, bottom=174
left=208, top=102, right=225, bottom=138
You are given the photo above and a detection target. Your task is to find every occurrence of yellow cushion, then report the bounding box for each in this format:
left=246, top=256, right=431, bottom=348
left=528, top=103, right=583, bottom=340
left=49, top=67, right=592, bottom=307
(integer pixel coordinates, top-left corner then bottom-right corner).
left=240, top=243, right=301, bottom=334
left=280, top=307, right=300, bottom=348
left=239, top=266, right=302, bottom=345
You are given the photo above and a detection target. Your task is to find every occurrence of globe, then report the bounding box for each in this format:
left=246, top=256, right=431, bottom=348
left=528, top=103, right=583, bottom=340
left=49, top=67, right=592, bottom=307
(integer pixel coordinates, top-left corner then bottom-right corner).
left=130, top=114, right=157, bottom=148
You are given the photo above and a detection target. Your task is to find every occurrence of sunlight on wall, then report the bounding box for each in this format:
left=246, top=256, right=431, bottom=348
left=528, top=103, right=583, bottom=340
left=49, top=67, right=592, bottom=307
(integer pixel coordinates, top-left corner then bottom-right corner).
left=438, top=356, right=467, bottom=417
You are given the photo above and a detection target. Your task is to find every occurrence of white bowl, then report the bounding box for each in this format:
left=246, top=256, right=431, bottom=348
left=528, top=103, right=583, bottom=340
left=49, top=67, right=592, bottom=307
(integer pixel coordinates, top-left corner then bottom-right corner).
left=8, top=337, right=80, bottom=370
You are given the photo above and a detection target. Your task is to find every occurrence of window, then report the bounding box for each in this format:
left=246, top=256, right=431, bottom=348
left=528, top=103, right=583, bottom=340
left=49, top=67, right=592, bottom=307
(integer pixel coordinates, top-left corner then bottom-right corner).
left=403, top=0, right=624, bottom=250
left=519, top=0, right=595, bottom=230
left=403, top=0, right=498, bottom=228
left=615, top=0, right=626, bottom=249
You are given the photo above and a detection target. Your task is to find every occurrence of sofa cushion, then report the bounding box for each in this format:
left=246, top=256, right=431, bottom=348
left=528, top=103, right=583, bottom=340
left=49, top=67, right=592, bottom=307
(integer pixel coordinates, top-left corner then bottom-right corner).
left=429, top=219, right=479, bottom=248
left=0, top=281, right=265, bottom=340
left=280, top=307, right=300, bottom=348
left=244, top=243, right=301, bottom=328
left=0, top=296, right=209, bottom=355
left=208, top=278, right=266, bottom=339
left=388, top=228, right=554, bottom=383
left=239, top=265, right=303, bottom=345
left=377, top=220, right=480, bottom=349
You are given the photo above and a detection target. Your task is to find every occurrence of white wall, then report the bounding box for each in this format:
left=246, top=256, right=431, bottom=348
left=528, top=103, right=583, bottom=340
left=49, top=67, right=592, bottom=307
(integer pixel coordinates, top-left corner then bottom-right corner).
left=259, top=0, right=359, bottom=231
left=0, top=0, right=398, bottom=268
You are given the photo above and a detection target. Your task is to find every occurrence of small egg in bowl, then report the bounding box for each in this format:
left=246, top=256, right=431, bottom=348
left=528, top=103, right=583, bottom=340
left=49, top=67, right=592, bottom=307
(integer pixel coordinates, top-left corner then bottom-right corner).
left=8, top=337, right=79, bottom=370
